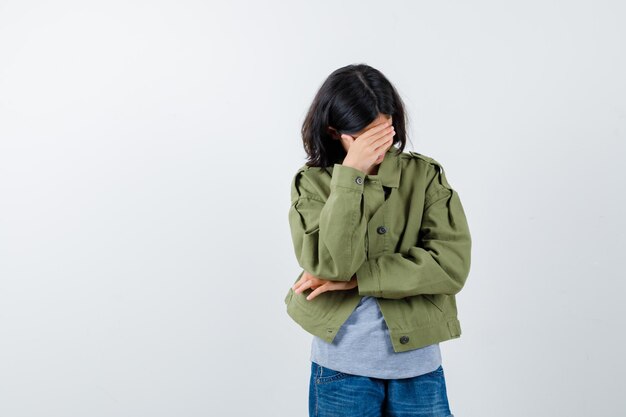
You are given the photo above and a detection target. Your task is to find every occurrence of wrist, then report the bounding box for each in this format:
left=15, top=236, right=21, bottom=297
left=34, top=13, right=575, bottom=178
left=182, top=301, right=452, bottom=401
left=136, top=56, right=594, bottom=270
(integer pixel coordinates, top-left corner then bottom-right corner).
left=341, top=159, right=368, bottom=173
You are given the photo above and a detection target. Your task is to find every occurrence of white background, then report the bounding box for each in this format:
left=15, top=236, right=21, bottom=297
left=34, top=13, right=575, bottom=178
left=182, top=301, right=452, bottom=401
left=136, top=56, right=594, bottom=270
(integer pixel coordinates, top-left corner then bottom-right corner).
left=1, top=1, right=624, bottom=416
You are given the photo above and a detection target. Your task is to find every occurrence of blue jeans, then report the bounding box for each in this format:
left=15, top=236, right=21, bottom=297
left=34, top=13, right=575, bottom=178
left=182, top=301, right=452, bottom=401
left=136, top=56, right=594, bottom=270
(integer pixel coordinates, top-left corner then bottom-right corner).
left=309, top=361, right=454, bottom=417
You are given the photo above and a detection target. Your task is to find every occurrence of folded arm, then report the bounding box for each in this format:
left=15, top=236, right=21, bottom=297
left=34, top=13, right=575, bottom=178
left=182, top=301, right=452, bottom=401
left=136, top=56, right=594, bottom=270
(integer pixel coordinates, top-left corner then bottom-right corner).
left=356, top=165, right=472, bottom=298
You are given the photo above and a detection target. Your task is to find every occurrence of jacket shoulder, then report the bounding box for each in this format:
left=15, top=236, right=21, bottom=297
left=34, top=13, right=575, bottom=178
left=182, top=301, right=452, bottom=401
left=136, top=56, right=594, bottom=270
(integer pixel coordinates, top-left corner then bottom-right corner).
left=290, top=164, right=330, bottom=201
left=405, top=151, right=453, bottom=190
left=406, top=151, right=444, bottom=169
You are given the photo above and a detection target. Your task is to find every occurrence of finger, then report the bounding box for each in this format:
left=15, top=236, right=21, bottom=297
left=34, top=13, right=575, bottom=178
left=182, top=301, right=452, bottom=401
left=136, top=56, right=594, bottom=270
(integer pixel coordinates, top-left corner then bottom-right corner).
left=371, top=118, right=392, bottom=130
left=295, top=278, right=316, bottom=294
left=293, top=278, right=309, bottom=293
left=366, top=118, right=393, bottom=136
left=292, top=270, right=314, bottom=290
left=361, top=120, right=393, bottom=137
left=361, top=126, right=394, bottom=152
left=306, top=283, right=329, bottom=300
left=292, top=276, right=302, bottom=289
left=372, top=129, right=395, bottom=152
left=292, top=275, right=310, bottom=292
left=328, top=280, right=348, bottom=290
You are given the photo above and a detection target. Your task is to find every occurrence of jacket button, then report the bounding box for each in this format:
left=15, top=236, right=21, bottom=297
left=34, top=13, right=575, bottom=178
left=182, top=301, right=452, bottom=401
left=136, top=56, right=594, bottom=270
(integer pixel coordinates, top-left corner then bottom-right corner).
left=400, top=336, right=409, bottom=344
left=377, top=226, right=387, bottom=234
left=355, top=176, right=363, bottom=185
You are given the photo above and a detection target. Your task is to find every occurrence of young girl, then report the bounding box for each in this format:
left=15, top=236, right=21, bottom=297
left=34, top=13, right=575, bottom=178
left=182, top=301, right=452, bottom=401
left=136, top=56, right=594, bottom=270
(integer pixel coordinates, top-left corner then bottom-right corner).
left=284, top=63, right=472, bottom=417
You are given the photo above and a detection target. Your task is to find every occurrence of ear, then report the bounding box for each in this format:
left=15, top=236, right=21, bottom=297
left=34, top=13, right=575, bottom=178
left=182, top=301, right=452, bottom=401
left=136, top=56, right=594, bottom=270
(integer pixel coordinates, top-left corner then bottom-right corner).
left=327, top=126, right=341, bottom=140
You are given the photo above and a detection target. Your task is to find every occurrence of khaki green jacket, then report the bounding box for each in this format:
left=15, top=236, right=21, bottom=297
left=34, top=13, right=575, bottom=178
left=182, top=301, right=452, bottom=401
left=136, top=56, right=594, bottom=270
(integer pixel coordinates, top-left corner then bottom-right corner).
left=284, top=146, right=472, bottom=353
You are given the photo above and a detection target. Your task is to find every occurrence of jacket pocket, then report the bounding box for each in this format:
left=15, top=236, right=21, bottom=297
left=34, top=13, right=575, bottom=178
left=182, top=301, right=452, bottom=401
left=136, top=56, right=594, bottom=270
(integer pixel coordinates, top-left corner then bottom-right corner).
left=423, top=294, right=445, bottom=313
left=291, top=287, right=348, bottom=320
left=285, top=270, right=305, bottom=305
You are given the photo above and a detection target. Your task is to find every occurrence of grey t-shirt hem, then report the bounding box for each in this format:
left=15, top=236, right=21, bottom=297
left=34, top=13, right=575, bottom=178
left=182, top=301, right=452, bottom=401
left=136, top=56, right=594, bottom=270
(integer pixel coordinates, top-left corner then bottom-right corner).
left=309, top=295, right=444, bottom=380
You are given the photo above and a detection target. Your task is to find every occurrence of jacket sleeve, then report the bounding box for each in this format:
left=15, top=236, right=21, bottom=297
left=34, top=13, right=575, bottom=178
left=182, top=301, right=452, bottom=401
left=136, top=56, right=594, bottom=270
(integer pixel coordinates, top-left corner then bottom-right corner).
left=355, top=163, right=472, bottom=298
left=288, top=164, right=369, bottom=282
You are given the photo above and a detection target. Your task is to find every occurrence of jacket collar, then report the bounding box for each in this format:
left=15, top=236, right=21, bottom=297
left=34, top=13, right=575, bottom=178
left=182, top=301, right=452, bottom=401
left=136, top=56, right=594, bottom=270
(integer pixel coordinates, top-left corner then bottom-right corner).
left=373, top=146, right=401, bottom=188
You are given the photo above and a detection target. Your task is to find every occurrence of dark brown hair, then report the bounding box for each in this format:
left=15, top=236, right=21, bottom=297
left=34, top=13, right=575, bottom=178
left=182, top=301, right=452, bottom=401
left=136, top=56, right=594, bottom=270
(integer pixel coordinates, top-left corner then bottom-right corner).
left=300, top=63, right=410, bottom=167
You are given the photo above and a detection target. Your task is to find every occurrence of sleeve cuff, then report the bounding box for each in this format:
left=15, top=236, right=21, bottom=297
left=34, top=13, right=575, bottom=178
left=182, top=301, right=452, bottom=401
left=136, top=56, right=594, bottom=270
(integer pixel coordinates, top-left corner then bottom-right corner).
left=356, top=259, right=382, bottom=297
left=330, top=164, right=366, bottom=192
